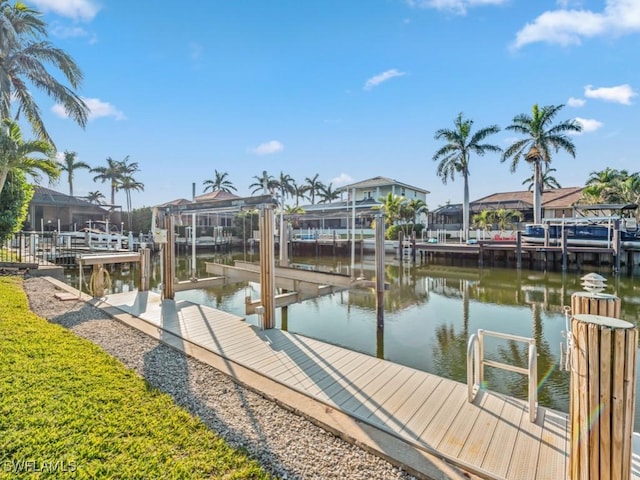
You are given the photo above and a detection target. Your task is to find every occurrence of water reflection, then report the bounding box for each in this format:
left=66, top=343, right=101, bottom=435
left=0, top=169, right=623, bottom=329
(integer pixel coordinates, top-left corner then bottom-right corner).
left=65, top=251, right=640, bottom=430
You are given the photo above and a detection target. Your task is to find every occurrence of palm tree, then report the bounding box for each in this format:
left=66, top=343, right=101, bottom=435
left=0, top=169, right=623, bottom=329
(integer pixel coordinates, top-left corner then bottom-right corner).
left=433, top=113, right=501, bottom=241
left=291, top=180, right=309, bottom=207
left=249, top=170, right=277, bottom=195
left=203, top=170, right=236, bottom=193
left=0, top=1, right=88, bottom=144
left=57, top=150, right=90, bottom=196
left=405, top=198, right=428, bottom=232
left=119, top=175, right=145, bottom=230
left=317, top=182, right=340, bottom=204
left=91, top=156, right=130, bottom=206
left=375, top=192, right=406, bottom=228
left=522, top=166, right=561, bottom=192
left=85, top=190, right=105, bottom=204
left=0, top=118, right=57, bottom=195
left=276, top=171, right=295, bottom=205
left=305, top=173, right=323, bottom=204
left=472, top=209, right=496, bottom=233
left=502, top=104, right=582, bottom=224
left=493, top=208, right=523, bottom=234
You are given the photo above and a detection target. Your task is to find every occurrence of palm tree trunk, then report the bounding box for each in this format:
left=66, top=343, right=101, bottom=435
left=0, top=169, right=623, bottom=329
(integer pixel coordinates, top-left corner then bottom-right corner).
left=533, top=160, right=542, bottom=224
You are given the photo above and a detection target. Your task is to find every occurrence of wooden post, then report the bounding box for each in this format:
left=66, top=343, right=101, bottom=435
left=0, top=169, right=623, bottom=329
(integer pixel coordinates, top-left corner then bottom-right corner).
left=259, top=205, right=275, bottom=329
left=375, top=214, right=385, bottom=330
left=516, top=230, right=522, bottom=269
left=569, top=313, right=637, bottom=480
left=162, top=215, right=176, bottom=300
left=139, top=247, right=150, bottom=291
left=92, top=264, right=104, bottom=297
left=613, top=219, right=621, bottom=273
left=562, top=225, right=568, bottom=271
left=571, top=292, right=621, bottom=319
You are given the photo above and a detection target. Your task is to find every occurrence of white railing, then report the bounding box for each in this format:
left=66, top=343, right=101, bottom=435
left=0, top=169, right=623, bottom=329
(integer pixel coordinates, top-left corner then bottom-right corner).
left=467, top=329, right=538, bottom=422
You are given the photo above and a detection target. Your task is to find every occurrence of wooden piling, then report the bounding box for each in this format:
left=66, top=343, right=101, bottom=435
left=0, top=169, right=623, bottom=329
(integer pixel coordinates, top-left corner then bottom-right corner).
left=139, top=247, right=150, bottom=291
left=259, top=205, right=275, bottom=329
left=569, top=313, right=637, bottom=480
left=571, top=292, right=621, bottom=319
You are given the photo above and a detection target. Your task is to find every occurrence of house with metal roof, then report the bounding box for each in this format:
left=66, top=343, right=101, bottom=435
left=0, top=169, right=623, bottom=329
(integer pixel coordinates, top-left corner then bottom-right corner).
left=27, top=186, right=109, bottom=231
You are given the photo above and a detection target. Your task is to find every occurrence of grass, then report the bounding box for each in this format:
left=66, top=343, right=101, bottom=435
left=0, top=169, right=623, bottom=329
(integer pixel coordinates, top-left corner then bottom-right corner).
left=0, top=276, right=272, bottom=479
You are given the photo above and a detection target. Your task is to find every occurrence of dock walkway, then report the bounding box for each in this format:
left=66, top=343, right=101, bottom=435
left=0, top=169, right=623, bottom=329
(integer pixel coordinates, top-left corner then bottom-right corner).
left=69, top=288, right=590, bottom=480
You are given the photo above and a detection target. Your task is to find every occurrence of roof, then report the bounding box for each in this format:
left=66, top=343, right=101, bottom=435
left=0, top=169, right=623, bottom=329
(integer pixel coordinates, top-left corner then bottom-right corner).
left=193, top=190, right=240, bottom=202
left=31, top=186, right=108, bottom=214
left=336, top=176, right=430, bottom=195
left=472, top=187, right=584, bottom=210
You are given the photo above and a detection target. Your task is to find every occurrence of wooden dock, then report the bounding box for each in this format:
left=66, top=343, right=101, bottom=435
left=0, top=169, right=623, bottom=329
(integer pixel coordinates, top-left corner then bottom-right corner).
left=67, top=288, right=598, bottom=480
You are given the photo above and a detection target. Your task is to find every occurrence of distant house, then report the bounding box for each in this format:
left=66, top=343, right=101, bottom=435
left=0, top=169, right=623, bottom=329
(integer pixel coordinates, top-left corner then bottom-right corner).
left=428, top=187, right=585, bottom=229
left=299, top=176, right=430, bottom=230
left=27, top=186, right=109, bottom=231
left=157, top=190, right=241, bottom=228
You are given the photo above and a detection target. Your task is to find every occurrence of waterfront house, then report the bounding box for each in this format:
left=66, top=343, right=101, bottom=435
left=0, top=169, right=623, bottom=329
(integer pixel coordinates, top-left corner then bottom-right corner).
left=27, top=186, right=109, bottom=232
left=298, top=176, right=430, bottom=230
left=428, top=187, right=585, bottom=231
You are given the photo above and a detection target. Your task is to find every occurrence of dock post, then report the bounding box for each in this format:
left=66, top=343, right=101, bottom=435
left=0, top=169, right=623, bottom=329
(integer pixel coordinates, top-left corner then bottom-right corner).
left=162, top=215, right=176, bottom=300
left=613, top=219, right=621, bottom=273
left=569, top=313, right=637, bottom=480
left=259, top=204, right=275, bottom=329
left=562, top=226, right=568, bottom=271
left=139, top=247, right=150, bottom=291
left=375, top=214, right=385, bottom=330
left=516, top=231, right=522, bottom=269
left=479, top=243, right=484, bottom=268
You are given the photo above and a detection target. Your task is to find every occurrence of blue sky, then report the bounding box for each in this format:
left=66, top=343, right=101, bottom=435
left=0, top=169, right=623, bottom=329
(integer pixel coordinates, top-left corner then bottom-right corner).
left=26, top=0, right=640, bottom=210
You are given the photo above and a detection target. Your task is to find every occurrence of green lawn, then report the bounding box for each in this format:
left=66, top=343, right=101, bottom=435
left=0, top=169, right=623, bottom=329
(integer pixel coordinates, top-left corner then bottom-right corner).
left=0, top=276, right=272, bottom=479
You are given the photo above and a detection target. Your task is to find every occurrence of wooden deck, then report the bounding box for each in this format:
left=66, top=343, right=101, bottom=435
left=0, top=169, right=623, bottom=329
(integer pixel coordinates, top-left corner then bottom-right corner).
left=83, top=290, right=577, bottom=479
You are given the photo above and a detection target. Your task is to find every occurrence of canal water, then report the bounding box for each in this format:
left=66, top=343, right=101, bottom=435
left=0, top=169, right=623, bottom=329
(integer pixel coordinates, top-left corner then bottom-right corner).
left=66, top=250, right=640, bottom=430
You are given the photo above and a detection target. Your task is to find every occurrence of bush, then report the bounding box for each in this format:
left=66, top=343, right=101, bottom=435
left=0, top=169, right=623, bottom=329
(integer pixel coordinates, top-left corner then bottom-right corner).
left=0, top=172, right=33, bottom=243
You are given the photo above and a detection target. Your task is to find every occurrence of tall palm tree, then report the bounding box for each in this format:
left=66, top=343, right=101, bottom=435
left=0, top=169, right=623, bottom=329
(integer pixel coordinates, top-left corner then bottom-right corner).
left=502, top=104, right=582, bottom=224
left=203, top=170, right=236, bottom=193
left=0, top=118, right=57, bottom=195
left=317, top=182, right=339, bottom=204
left=276, top=171, right=295, bottom=205
left=249, top=170, right=277, bottom=195
left=119, top=175, right=145, bottom=230
left=522, top=166, right=562, bottom=192
left=57, top=150, right=89, bottom=196
left=0, top=1, right=88, bottom=144
left=433, top=112, right=501, bottom=241
left=91, top=156, right=128, bottom=206
left=291, top=180, right=309, bottom=207
left=85, top=190, right=105, bottom=204
left=304, top=173, right=323, bottom=204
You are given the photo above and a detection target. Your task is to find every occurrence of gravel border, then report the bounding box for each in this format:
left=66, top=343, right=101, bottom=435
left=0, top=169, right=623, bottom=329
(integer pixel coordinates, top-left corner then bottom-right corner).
left=22, top=277, right=417, bottom=480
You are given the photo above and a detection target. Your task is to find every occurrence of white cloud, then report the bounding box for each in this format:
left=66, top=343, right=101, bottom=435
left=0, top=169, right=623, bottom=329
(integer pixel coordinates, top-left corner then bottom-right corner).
left=331, top=173, right=353, bottom=186
left=29, top=0, right=100, bottom=21
left=406, top=0, right=507, bottom=15
left=567, top=96, right=586, bottom=107
left=52, top=97, right=126, bottom=121
left=584, top=84, right=637, bottom=105
left=512, top=0, right=640, bottom=49
left=573, top=117, right=604, bottom=134
left=250, top=140, right=284, bottom=155
left=364, top=69, right=406, bottom=90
